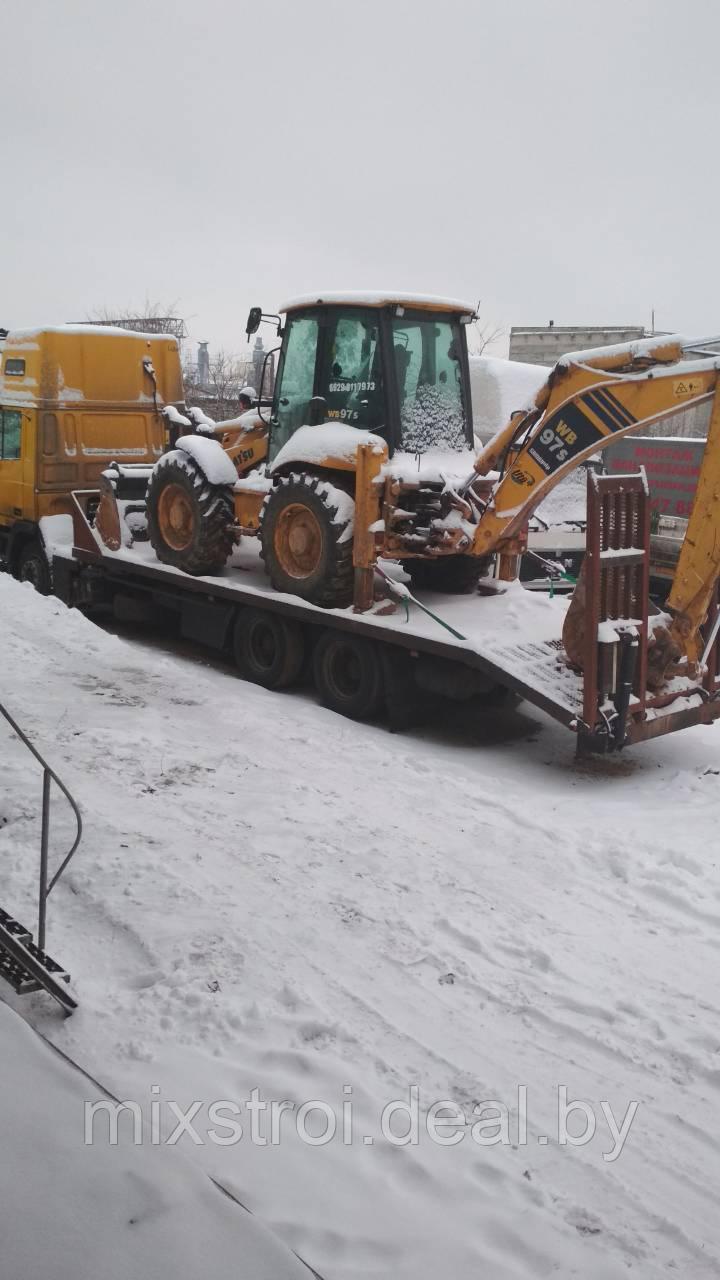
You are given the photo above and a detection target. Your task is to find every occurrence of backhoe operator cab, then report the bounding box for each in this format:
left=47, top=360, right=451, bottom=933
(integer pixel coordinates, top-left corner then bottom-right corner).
left=263, top=293, right=477, bottom=461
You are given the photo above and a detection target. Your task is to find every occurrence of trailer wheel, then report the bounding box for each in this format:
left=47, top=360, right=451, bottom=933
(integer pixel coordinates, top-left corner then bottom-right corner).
left=313, top=630, right=384, bottom=720
left=146, top=453, right=235, bottom=575
left=260, top=474, right=354, bottom=607
left=405, top=555, right=484, bottom=594
left=17, top=541, right=51, bottom=595
left=233, top=607, right=305, bottom=689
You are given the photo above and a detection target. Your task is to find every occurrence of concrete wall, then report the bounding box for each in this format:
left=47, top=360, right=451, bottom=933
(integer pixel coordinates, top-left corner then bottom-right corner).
left=509, top=325, right=645, bottom=367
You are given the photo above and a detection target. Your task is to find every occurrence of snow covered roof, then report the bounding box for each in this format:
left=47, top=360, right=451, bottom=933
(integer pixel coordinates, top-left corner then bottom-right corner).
left=469, top=355, right=548, bottom=443
left=280, top=292, right=477, bottom=315
left=6, top=324, right=179, bottom=343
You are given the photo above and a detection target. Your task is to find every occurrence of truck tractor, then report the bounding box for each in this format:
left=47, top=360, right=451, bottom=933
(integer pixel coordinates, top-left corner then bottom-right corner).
left=0, top=325, right=184, bottom=591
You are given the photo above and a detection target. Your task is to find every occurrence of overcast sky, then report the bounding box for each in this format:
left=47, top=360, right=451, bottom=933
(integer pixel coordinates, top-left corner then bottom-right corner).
left=5, top=0, right=719, bottom=360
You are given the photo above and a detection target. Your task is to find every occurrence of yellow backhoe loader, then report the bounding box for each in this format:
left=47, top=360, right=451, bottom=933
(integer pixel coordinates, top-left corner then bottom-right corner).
left=96, top=294, right=720, bottom=694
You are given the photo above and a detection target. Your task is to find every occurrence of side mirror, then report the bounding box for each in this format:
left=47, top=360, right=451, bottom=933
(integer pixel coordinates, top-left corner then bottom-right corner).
left=246, top=306, right=262, bottom=339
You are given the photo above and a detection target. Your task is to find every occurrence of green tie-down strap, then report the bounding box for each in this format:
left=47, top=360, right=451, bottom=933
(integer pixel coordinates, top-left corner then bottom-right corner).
left=376, top=567, right=468, bottom=641
left=524, top=549, right=577, bottom=597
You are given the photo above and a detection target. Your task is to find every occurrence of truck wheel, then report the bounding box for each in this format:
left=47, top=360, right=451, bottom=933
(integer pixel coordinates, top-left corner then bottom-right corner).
left=260, top=473, right=354, bottom=608
left=146, top=452, right=235, bottom=575
left=405, top=555, right=484, bottom=594
left=17, top=542, right=51, bottom=595
left=313, top=630, right=384, bottom=720
left=233, top=607, right=305, bottom=689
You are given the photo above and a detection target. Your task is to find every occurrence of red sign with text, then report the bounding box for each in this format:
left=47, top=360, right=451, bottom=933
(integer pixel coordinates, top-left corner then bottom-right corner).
left=604, top=437, right=704, bottom=518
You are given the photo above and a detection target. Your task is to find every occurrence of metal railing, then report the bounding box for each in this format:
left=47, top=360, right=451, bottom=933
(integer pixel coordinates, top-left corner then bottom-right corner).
left=0, top=701, right=82, bottom=952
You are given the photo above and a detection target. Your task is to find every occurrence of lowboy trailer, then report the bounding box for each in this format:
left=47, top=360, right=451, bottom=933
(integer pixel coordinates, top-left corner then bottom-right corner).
left=45, top=468, right=720, bottom=756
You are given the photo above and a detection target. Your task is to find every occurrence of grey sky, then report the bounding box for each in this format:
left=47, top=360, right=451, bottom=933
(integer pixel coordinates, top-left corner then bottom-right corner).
left=6, top=0, right=719, bottom=360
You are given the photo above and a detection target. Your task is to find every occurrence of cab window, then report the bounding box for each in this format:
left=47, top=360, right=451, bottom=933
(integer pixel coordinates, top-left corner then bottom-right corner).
left=0, top=410, right=21, bottom=460
left=392, top=315, right=469, bottom=452
left=318, top=312, right=385, bottom=435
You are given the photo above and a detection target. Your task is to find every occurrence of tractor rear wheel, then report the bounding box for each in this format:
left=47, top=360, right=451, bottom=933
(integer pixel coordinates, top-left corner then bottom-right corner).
left=233, top=607, right=305, bottom=689
left=405, top=554, right=485, bottom=594
left=260, top=473, right=354, bottom=608
left=146, top=452, right=235, bottom=575
left=313, top=630, right=384, bottom=720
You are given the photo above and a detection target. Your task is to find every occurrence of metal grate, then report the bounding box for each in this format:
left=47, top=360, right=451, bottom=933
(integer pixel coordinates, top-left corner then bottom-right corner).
left=582, top=470, right=650, bottom=738
left=0, top=909, right=75, bottom=1012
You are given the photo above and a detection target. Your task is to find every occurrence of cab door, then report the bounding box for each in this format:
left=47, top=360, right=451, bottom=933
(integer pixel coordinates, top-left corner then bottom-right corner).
left=269, top=314, right=320, bottom=464
left=0, top=408, right=30, bottom=523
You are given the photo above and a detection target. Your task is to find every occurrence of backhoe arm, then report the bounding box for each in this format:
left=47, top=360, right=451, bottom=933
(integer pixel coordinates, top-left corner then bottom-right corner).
left=665, top=389, right=720, bottom=663
left=472, top=333, right=720, bottom=667
left=472, top=338, right=718, bottom=552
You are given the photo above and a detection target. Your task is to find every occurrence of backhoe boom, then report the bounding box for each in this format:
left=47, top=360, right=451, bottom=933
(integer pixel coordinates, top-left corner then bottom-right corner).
left=471, top=336, right=720, bottom=668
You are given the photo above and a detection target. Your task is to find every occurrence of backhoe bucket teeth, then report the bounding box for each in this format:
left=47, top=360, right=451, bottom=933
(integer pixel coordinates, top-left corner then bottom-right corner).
left=94, top=463, right=155, bottom=552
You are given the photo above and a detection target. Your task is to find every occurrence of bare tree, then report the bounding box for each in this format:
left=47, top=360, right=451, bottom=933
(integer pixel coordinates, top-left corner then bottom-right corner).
left=84, top=299, right=187, bottom=343
left=467, top=315, right=506, bottom=358
left=206, top=349, right=245, bottom=419
left=183, top=348, right=250, bottom=421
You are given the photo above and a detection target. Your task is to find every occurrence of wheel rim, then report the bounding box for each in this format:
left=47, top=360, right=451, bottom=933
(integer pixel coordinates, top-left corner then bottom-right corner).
left=274, top=503, right=324, bottom=579
left=248, top=621, right=277, bottom=671
left=157, top=483, right=196, bottom=551
left=328, top=644, right=362, bottom=699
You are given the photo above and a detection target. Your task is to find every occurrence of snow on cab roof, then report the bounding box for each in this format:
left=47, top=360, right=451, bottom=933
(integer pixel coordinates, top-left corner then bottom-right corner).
left=280, top=291, right=478, bottom=315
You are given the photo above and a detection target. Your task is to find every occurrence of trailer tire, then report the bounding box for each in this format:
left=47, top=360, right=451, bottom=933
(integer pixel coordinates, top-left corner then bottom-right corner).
left=405, top=555, right=484, bottom=594
left=17, top=541, right=51, bottom=595
left=146, top=453, right=235, bottom=576
left=233, top=607, right=305, bottom=690
left=313, top=630, right=384, bottom=720
left=260, top=473, right=354, bottom=608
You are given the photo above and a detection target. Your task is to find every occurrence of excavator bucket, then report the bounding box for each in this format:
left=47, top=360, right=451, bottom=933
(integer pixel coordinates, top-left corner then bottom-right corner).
left=94, top=463, right=155, bottom=552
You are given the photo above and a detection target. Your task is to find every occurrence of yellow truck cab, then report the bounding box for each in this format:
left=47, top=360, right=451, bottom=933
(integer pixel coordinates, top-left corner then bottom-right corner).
left=0, top=324, right=184, bottom=589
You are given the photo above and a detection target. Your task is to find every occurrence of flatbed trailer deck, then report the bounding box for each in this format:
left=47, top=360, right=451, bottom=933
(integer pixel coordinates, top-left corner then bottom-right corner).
left=47, top=480, right=720, bottom=755
left=55, top=537, right=581, bottom=721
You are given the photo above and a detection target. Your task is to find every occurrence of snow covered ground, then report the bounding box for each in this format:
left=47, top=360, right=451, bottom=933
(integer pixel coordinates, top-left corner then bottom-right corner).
left=2, top=575, right=720, bottom=1278
left=0, top=1003, right=310, bottom=1280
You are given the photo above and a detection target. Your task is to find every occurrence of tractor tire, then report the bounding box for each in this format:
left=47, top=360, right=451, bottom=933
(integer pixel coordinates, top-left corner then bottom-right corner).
left=313, top=630, right=384, bottom=720
left=146, top=452, right=235, bottom=575
left=260, top=473, right=354, bottom=608
left=405, top=554, right=484, bottom=595
left=17, top=541, right=51, bottom=595
left=233, top=607, right=305, bottom=690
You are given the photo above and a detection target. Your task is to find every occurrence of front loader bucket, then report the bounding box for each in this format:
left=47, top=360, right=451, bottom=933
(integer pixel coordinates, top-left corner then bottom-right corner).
left=94, top=462, right=156, bottom=552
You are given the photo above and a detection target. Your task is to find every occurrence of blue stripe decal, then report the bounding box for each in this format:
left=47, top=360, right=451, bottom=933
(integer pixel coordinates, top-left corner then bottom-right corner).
left=582, top=391, right=625, bottom=433
left=593, top=386, right=636, bottom=427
